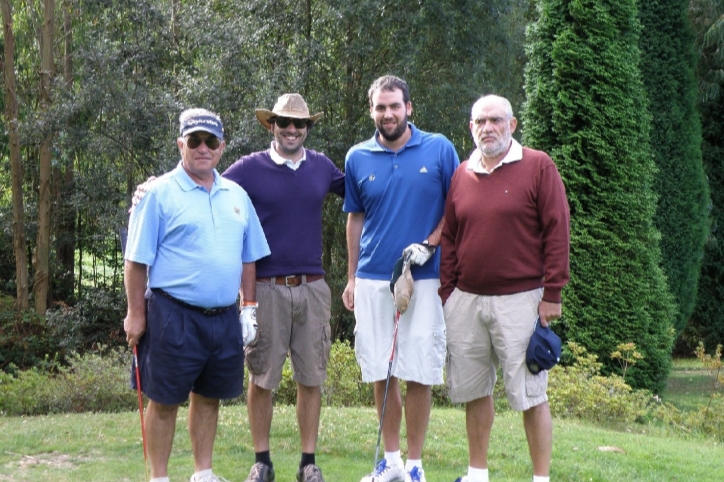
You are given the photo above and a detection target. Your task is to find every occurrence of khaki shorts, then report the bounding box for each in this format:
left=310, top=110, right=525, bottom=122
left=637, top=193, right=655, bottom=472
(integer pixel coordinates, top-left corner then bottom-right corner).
left=444, top=287, right=548, bottom=411
left=353, top=278, right=446, bottom=385
left=245, top=278, right=332, bottom=389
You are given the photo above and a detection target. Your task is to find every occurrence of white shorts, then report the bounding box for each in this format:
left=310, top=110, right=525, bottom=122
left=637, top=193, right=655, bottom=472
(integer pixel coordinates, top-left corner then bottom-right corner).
left=353, top=277, right=446, bottom=385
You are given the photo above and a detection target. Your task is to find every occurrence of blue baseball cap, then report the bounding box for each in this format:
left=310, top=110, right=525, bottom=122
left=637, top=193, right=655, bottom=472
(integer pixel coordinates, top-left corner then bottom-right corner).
left=526, top=317, right=562, bottom=375
left=179, top=114, right=224, bottom=139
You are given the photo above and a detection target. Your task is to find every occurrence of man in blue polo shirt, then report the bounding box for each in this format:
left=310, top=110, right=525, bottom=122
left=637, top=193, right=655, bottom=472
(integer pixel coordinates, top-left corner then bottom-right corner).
left=124, top=108, right=270, bottom=482
left=343, top=76, right=460, bottom=482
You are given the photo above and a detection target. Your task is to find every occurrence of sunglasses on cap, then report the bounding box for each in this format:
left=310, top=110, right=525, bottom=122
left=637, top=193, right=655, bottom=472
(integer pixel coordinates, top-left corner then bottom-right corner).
left=271, top=117, right=310, bottom=129
left=185, top=135, right=221, bottom=150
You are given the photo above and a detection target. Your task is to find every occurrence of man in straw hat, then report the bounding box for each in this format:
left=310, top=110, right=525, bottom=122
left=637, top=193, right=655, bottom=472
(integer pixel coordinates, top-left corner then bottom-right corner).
left=343, top=75, right=460, bottom=482
left=224, top=93, right=344, bottom=482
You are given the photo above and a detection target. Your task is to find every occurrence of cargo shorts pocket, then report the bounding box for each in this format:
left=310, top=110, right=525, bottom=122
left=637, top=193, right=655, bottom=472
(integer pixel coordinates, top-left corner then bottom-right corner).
left=525, top=369, right=548, bottom=398
left=245, top=340, right=269, bottom=375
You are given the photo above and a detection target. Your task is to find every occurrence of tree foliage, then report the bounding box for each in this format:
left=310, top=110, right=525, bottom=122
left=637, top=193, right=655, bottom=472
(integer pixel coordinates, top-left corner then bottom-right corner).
left=685, top=0, right=724, bottom=354
left=638, top=0, right=710, bottom=335
left=1, top=0, right=531, bottom=342
left=522, top=0, right=677, bottom=392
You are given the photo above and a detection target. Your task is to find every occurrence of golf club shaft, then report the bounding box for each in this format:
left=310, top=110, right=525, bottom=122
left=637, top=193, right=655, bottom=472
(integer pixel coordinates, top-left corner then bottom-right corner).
left=372, top=310, right=401, bottom=477
left=133, top=346, right=148, bottom=461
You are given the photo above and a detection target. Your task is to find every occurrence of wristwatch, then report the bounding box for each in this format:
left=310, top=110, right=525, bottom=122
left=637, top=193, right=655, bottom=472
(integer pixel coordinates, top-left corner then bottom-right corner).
left=422, top=240, right=437, bottom=249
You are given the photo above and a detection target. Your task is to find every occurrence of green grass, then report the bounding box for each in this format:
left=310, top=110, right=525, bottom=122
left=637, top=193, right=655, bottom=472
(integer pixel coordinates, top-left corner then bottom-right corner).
left=1, top=405, right=723, bottom=482
left=662, top=358, right=718, bottom=412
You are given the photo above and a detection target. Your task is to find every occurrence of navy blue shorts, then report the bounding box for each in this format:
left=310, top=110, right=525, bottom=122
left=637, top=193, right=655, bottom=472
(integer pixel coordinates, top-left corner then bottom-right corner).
left=130, top=293, right=244, bottom=405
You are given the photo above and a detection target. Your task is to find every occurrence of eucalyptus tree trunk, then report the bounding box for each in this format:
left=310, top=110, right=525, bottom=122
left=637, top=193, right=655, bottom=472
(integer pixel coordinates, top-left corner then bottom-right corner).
left=1, top=0, right=30, bottom=310
left=33, top=0, right=55, bottom=314
left=53, top=0, right=76, bottom=302
left=171, top=0, right=179, bottom=42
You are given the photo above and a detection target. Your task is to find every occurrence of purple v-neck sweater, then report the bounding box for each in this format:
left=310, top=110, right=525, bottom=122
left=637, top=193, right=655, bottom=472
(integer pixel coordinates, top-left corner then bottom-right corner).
left=222, top=149, right=344, bottom=277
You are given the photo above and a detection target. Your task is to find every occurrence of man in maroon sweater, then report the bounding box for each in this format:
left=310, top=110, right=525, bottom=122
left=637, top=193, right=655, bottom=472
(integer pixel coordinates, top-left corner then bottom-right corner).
left=439, top=95, right=570, bottom=482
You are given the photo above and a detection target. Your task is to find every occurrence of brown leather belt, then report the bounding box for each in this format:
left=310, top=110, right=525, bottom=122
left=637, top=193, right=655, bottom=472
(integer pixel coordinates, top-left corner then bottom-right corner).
left=257, top=274, right=324, bottom=287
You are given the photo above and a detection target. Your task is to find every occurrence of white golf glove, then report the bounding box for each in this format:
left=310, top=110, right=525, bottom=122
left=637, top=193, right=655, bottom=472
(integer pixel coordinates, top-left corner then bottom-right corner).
left=240, top=302, right=258, bottom=347
left=402, top=242, right=436, bottom=266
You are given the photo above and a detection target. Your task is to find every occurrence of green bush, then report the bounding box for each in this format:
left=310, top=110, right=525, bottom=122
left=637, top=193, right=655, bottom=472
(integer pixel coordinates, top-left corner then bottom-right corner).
left=0, top=345, right=136, bottom=416
left=0, top=305, right=62, bottom=371
left=651, top=395, right=724, bottom=441
left=273, top=340, right=374, bottom=407
left=3, top=339, right=724, bottom=444
left=322, top=340, right=373, bottom=407
left=549, top=342, right=651, bottom=425
left=45, top=286, right=127, bottom=353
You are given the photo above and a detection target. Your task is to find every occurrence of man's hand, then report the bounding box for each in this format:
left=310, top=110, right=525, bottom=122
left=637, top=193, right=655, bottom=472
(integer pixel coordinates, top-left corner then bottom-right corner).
left=128, top=176, right=158, bottom=214
left=342, top=279, right=356, bottom=311
left=240, top=303, right=258, bottom=347
left=124, top=313, right=147, bottom=348
left=538, top=300, right=562, bottom=327
left=402, top=242, right=436, bottom=266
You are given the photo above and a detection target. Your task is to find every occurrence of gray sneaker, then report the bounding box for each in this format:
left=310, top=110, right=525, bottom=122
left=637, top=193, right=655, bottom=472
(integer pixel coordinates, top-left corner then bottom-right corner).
left=297, top=464, right=325, bottom=482
left=244, top=462, right=276, bottom=482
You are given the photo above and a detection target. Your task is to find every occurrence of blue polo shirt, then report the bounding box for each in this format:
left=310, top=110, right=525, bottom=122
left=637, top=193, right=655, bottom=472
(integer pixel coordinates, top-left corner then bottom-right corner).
left=343, top=123, right=459, bottom=280
left=126, top=162, right=270, bottom=308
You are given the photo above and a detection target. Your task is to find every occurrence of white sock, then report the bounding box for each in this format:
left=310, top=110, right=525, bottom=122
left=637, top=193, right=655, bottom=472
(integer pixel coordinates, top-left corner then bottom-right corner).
left=192, top=469, right=213, bottom=481
left=385, top=450, right=403, bottom=467
left=532, top=476, right=550, bottom=482
left=405, top=459, right=422, bottom=471
left=150, top=478, right=170, bottom=482
left=468, top=467, right=489, bottom=482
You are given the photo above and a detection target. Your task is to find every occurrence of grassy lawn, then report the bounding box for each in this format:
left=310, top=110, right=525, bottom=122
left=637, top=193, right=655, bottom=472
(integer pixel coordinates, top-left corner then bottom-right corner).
left=662, top=358, right=719, bottom=412
left=1, top=404, right=723, bottom=482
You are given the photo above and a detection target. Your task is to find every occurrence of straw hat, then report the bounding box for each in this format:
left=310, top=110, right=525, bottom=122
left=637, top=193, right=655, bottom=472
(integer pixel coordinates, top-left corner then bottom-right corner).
left=255, top=93, right=324, bottom=130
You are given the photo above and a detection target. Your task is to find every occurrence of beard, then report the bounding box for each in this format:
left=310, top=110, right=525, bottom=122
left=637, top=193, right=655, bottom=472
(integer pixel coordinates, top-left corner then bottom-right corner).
left=477, top=131, right=511, bottom=158
left=377, top=115, right=408, bottom=143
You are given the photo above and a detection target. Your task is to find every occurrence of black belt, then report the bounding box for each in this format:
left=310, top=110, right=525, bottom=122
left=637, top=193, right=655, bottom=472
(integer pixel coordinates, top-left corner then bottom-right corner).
left=151, top=288, right=236, bottom=316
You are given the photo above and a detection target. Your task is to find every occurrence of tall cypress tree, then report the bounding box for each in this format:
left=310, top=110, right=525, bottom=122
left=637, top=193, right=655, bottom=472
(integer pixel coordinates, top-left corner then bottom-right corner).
left=638, top=0, right=709, bottom=335
left=686, top=5, right=724, bottom=353
left=522, top=0, right=676, bottom=392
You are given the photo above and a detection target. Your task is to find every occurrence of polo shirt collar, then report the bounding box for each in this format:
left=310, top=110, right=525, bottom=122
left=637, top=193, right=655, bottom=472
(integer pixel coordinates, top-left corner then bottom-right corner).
left=172, top=161, right=223, bottom=192
left=468, top=138, right=523, bottom=174
left=370, top=122, right=421, bottom=152
left=269, top=142, right=307, bottom=170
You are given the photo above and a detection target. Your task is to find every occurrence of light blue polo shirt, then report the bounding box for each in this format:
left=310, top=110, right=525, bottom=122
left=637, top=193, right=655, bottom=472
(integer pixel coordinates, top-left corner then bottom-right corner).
left=343, top=123, right=460, bottom=280
left=126, top=162, right=270, bottom=308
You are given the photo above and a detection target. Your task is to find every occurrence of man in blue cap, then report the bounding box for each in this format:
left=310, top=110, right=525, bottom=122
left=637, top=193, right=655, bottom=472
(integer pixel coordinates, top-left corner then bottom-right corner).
left=439, top=95, right=570, bottom=482
left=124, top=108, right=270, bottom=482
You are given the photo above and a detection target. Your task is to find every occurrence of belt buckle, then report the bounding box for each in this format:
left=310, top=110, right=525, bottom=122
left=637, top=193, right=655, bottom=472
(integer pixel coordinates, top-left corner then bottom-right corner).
left=285, top=275, right=301, bottom=287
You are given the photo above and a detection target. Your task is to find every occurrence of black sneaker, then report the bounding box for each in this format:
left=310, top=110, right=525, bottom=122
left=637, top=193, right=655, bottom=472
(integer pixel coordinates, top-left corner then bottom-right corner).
left=244, top=462, right=275, bottom=482
left=297, top=464, right=325, bottom=482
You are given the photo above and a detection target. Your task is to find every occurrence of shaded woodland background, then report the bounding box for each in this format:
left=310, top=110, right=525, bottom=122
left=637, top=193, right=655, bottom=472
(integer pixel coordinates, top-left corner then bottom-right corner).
left=1, top=0, right=723, bottom=393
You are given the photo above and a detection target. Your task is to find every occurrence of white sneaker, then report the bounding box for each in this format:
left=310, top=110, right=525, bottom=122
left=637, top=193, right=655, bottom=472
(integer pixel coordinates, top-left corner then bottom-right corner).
left=360, top=459, right=405, bottom=482
left=404, top=467, right=426, bottom=482
left=190, top=473, right=230, bottom=482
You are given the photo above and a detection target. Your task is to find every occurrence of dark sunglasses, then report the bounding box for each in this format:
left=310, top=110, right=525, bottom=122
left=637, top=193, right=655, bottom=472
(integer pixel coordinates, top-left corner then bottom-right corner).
left=272, top=117, right=310, bottom=129
left=186, top=135, right=221, bottom=150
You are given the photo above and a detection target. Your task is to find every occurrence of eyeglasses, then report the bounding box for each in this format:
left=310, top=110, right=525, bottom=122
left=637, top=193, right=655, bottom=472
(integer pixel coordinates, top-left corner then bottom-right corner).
left=186, top=135, right=221, bottom=150
left=272, top=117, right=310, bottom=129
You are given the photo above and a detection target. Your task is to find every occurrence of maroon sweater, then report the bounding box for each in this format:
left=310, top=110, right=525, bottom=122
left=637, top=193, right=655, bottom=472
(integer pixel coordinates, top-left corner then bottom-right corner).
left=439, top=147, right=570, bottom=304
